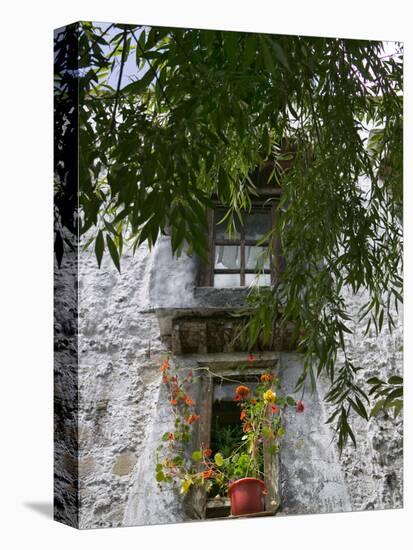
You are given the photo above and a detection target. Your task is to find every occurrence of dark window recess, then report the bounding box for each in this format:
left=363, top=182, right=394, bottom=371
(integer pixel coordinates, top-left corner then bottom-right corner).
left=206, top=375, right=263, bottom=519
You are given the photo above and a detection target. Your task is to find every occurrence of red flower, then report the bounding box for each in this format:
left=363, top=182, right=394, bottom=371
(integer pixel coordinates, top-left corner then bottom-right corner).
left=185, top=396, right=194, bottom=406
left=240, top=410, right=247, bottom=421
left=248, top=353, right=257, bottom=363
left=296, top=400, right=305, bottom=413
left=162, top=375, right=169, bottom=383
left=202, top=469, right=214, bottom=479
left=271, top=404, right=279, bottom=414
left=170, top=399, right=178, bottom=405
left=160, top=359, right=169, bottom=372
left=187, top=414, right=200, bottom=424
left=235, top=385, right=250, bottom=399
left=260, top=373, right=273, bottom=383
left=167, top=433, right=174, bottom=440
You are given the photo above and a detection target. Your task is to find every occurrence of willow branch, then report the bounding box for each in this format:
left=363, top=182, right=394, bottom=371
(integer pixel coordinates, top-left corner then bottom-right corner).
left=131, top=29, right=174, bottom=112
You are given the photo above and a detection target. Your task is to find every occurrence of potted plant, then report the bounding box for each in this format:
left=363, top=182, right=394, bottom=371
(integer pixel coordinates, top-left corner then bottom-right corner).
left=155, top=357, right=303, bottom=517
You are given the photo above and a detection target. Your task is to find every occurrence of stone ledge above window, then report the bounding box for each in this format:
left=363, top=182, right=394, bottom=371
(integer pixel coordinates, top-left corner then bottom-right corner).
left=149, top=285, right=296, bottom=354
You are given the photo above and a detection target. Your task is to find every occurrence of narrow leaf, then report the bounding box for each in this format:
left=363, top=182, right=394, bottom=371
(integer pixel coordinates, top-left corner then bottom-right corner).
left=95, top=230, right=104, bottom=268
left=106, top=234, right=121, bottom=272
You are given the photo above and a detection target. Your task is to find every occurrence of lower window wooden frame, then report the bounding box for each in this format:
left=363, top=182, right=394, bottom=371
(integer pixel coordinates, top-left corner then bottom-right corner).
left=186, top=357, right=281, bottom=520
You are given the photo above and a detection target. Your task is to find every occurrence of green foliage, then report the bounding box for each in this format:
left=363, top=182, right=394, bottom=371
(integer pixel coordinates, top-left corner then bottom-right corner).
left=54, top=23, right=403, bottom=451
left=224, top=452, right=259, bottom=480
left=156, top=364, right=296, bottom=497
left=214, top=453, right=224, bottom=467
left=192, top=450, right=203, bottom=462
left=367, top=375, right=403, bottom=419
left=213, top=425, right=242, bottom=458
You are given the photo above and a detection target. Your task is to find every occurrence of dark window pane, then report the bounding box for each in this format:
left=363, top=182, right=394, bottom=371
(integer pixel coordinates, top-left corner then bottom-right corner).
left=215, top=245, right=240, bottom=269
left=215, top=213, right=241, bottom=240
left=244, top=211, right=272, bottom=240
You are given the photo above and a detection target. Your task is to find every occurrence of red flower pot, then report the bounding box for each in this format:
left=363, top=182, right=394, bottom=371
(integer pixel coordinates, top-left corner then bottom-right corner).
left=228, top=477, right=267, bottom=516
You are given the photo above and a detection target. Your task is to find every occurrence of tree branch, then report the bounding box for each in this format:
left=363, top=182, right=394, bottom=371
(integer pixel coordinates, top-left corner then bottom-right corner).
left=131, top=29, right=174, bottom=112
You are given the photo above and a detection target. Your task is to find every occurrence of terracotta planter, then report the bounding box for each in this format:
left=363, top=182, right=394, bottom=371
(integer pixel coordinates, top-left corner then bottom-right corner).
left=228, top=477, right=266, bottom=516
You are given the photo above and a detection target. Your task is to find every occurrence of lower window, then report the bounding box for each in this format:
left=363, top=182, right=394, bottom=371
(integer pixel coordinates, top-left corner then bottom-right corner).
left=191, top=360, right=280, bottom=519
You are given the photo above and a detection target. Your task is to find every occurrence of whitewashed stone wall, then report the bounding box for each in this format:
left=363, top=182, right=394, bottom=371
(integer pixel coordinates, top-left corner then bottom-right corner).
left=73, top=238, right=402, bottom=528
left=327, top=287, right=403, bottom=511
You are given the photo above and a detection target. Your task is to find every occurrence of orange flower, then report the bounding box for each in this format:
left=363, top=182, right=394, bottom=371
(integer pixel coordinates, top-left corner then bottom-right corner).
left=187, top=414, right=200, bottom=424
left=243, top=422, right=253, bottom=433
left=248, top=353, right=257, bottom=363
left=160, top=359, right=170, bottom=372
left=170, top=399, right=178, bottom=405
left=240, top=410, right=247, bottom=421
left=185, top=396, right=194, bottom=406
left=271, top=404, right=279, bottom=414
left=202, top=469, right=214, bottom=479
left=260, top=373, right=273, bottom=383
left=251, top=398, right=257, bottom=405
left=167, top=433, right=174, bottom=440
left=235, top=385, right=250, bottom=399
left=162, top=375, right=169, bottom=383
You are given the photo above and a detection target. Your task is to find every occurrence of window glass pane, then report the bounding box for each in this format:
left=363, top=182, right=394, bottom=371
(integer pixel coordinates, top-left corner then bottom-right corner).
left=215, top=213, right=241, bottom=240
left=244, top=211, right=272, bottom=240
left=245, top=246, right=270, bottom=269
left=214, top=273, right=241, bottom=288
left=245, top=273, right=271, bottom=286
left=215, top=245, right=240, bottom=269
left=213, top=377, right=261, bottom=402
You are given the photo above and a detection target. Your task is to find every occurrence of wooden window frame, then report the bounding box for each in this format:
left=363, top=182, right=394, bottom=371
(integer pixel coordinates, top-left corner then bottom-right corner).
left=201, top=198, right=283, bottom=288
left=187, top=360, right=280, bottom=519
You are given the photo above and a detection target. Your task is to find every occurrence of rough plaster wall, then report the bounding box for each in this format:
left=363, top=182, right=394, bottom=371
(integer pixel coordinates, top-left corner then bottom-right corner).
left=76, top=237, right=403, bottom=528
left=279, top=354, right=351, bottom=515
left=325, top=287, right=403, bottom=511
left=78, top=243, right=168, bottom=528
left=123, top=357, right=197, bottom=527
left=54, top=245, right=79, bottom=527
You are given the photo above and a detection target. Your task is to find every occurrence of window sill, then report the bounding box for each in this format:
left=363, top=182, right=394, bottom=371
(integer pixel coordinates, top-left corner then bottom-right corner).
left=205, top=497, right=277, bottom=520
left=193, top=286, right=251, bottom=309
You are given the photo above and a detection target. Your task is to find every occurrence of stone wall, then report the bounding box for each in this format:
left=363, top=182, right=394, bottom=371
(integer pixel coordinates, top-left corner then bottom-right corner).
left=326, top=287, right=403, bottom=511
left=77, top=243, right=167, bottom=528
left=72, top=236, right=402, bottom=528
left=54, top=243, right=79, bottom=527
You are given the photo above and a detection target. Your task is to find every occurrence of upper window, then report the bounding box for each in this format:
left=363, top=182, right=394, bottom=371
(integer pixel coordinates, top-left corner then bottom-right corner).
left=205, top=204, right=276, bottom=288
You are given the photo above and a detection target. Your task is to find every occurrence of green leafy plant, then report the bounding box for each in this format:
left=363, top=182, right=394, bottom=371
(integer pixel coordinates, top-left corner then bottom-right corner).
left=213, top=424, right=243, bottom=459
left=155, top=359, right=299, bottom=497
